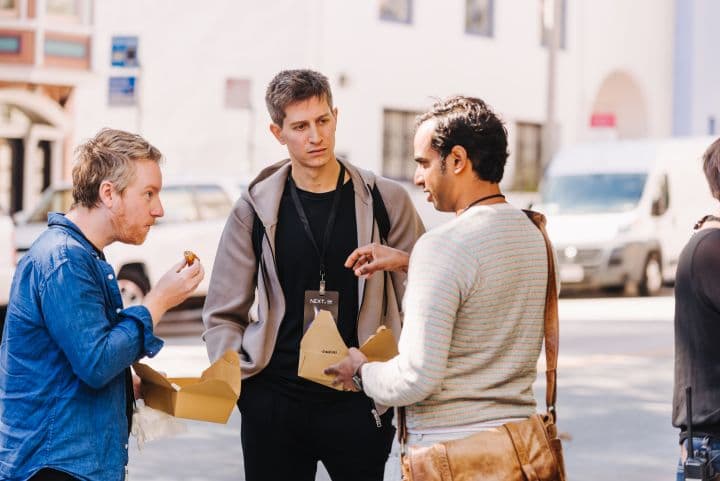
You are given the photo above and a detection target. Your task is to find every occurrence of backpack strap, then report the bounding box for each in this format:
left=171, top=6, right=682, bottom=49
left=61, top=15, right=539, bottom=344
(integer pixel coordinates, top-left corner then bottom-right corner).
left=251, top=182, right=392, bottom=276
left=252, top=212, right=264, bottom=273
left=370, top=182, right=391, bottom=244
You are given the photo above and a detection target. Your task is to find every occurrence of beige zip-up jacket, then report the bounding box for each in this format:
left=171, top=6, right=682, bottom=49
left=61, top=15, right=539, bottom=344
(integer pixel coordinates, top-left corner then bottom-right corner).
left=202, top=159, right=425, bottom=378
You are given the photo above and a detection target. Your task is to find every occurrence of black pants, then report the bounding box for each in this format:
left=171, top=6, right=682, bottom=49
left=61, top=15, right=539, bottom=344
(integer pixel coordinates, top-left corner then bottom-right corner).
left=29, top=469, right=79, bottom=481
left=239, top=379, right=395, bottom=481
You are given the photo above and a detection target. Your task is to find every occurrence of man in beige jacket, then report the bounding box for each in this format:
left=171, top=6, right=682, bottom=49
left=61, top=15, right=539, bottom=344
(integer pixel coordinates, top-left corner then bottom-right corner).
left=202, top=69, right=424, bottom=481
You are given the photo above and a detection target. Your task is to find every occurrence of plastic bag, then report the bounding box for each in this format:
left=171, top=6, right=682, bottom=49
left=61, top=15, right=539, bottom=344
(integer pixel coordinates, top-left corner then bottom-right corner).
left=130, top=401, right=187, bottom=450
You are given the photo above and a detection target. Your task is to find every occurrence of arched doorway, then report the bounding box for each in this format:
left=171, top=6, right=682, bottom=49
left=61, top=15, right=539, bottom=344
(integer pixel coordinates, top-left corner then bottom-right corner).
left=0, top=89, right=70, bottom=215
left=590, top=71, right=648, bottom=139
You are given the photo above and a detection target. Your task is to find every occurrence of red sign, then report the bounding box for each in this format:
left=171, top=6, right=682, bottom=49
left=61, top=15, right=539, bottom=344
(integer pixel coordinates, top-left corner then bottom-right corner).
left=590, top=113, right=616, bottom=127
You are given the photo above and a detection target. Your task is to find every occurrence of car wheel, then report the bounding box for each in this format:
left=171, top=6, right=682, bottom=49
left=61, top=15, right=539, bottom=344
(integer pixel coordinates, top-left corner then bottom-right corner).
left=639, top=253, right=662, bottom=297
left=117, top=269, right=150, bottom=307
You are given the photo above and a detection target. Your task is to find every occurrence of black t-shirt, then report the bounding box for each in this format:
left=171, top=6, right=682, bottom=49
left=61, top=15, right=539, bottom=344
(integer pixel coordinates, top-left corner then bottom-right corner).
left=673, top=227, right=720, bottom=442
left=258, top=178, right=359, bottom=400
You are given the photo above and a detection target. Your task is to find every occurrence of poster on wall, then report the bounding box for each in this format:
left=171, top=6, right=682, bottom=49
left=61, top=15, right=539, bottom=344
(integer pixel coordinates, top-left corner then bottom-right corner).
left=108, top=76, right=137, bottom=106
left=111, top=36, right=138, bottom=67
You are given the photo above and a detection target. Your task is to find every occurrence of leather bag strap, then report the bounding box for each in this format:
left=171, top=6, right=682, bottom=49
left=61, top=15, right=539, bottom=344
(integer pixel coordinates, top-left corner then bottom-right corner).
left=523, top=210, right=559, bottom=418
left=398, top=209, right=560, bottom=445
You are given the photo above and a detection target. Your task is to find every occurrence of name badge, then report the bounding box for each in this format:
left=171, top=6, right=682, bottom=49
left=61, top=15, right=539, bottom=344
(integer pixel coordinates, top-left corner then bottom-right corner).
left=303, top=290, right=340, bottom=332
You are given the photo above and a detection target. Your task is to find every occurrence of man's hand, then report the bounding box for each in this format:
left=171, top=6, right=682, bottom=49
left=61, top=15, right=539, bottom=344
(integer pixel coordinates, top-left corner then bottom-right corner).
left=132, top=370, right=143, bottom=400
left=344, top=243, right=410, bottom=278
left=143, top=257, right=205, bottom=326
left=324, top=348, right=368, bottom=391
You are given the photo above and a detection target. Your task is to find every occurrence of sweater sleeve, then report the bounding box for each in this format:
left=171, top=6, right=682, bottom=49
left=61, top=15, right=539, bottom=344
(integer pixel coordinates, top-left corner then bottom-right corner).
left=361, top=231, right=476, bottom=406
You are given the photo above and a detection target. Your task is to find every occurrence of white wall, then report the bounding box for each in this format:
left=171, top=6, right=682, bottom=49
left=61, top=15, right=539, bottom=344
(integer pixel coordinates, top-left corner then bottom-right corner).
left=70, top=0, right=675, bottom=186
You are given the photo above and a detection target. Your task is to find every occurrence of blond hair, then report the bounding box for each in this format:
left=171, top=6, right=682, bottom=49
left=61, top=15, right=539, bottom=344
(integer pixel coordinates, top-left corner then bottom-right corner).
left=72, top=128, right=162, bottom=208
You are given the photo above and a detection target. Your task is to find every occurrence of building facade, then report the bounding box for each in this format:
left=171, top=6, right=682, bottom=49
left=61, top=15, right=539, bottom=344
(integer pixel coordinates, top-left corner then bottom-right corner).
left=673, top=0, right=720, bottom=137
left=0, top=0, right=675, bottom=214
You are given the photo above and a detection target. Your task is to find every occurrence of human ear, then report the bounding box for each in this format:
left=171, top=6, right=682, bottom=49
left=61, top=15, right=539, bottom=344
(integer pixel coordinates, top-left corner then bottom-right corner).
left=450, top=145, right=469, bottom=173
left=269, top=123, right=286, bottom=145
left=99, top=180, right=114, bottom=208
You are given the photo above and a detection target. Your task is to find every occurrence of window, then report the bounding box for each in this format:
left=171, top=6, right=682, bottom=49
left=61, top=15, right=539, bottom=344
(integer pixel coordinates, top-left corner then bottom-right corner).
left=45, top=38, right=86, bottom=58
left=382, top=109, right=419, bottom=181
left=512, top=122, right=543, bottom=191
left=541, top=174, right=647, bottom=214
left=46, top=0, right=80, bottom=19
left=465, top=0, right=493, bottom=37
left=379, top=0, right=412, bottom=24
left=0, top=35, right=20, bottom=54
left=44, top=32, right=90, bottom=69
left=540, top=0, right=566, bottom=49
left=0, top=0, right=18, bottom=18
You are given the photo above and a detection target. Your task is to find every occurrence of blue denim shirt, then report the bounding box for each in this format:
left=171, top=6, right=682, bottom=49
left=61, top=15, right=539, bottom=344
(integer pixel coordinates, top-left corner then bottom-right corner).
left=0, top=213, right=163, bottom=481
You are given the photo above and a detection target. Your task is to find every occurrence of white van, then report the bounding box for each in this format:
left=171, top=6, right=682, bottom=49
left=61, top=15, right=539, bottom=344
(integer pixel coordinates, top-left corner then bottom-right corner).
left=536, top=137, right=717, bottom=295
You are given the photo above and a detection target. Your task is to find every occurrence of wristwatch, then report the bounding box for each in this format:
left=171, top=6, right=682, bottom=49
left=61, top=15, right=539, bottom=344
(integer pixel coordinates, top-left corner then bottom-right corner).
left=352, top=373, right=363, bottom=392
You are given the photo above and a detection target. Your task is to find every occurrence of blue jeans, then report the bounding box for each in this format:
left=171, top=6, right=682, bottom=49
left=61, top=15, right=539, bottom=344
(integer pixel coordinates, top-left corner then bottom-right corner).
left=676, top=437, right=720, bottom=480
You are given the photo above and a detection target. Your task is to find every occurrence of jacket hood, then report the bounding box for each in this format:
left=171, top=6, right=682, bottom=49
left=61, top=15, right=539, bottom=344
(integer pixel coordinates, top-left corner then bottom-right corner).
left=243, top=158, right=378, bottom=228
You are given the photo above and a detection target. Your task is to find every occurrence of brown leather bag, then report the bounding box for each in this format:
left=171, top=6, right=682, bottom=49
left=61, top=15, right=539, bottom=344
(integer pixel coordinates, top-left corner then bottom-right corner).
left=399, top=210, right=566, bottom=481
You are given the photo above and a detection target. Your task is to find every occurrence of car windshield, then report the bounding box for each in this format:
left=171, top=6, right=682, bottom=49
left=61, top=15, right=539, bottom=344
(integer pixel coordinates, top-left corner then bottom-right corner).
left=539, top=173, right=647, bottom=214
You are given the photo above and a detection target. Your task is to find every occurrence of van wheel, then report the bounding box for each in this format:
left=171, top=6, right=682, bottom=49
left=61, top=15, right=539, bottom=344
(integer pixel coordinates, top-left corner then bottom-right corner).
left=639, top=253, right=662, bottom=297
left=117, top=268, right=150, bottom=307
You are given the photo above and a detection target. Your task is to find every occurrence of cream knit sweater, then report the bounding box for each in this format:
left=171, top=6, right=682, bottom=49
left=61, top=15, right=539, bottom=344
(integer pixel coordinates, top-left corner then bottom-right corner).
left=362, top=203, right=550, bottom=430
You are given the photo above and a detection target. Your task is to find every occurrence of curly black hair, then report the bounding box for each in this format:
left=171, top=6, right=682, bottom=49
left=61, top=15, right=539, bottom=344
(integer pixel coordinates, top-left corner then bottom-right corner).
left=416, top=96, right=509, bottom=183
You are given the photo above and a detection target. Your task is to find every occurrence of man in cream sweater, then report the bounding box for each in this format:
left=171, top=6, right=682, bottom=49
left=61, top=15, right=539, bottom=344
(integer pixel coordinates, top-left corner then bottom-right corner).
left=326, top=95, right=554, bottom=480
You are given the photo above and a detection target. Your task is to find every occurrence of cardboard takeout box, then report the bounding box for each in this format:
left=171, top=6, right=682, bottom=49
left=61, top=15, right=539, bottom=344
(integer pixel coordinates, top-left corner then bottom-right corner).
left=298, top=309, right=399, bottom=389
left=133, top=349, right=241, bottom=424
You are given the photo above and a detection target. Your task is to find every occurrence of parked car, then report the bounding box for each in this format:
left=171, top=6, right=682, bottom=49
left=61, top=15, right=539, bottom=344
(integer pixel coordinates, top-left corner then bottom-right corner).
left=0, top=209, right=15, bottom=308
left=534, top=137, right=717, bottom=296
left=14, top=179, right=242, bottom=308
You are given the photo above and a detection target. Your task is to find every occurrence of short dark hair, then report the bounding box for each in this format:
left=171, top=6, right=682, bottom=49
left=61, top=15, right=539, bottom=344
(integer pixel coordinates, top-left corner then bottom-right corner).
left=265, top=69, right=334, bottom=126
left=703, top=137, right=720, bottom=200
left=416, top=96, right=509, bottom=183
left=72, top=128, right=162, bottom=209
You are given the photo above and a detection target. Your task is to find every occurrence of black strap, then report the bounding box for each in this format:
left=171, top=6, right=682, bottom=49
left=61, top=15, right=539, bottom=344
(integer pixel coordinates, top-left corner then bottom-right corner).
left=370, top=183, right=391, bottom=244
left=252, top=176, right=391, bottom=264
left=124, top=367, right=134, bottom=436
left=252, top=212, right=265, bottom=277
left=252, top=177, right=392, bottom=269
left=287, top=163, right=346, bottom=289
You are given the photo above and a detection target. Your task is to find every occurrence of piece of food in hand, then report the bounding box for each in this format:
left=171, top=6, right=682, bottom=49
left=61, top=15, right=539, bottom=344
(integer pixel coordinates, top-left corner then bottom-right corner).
left=176, top=250, right=199, bottom=272
left=184, top=250, right=198, bottom=266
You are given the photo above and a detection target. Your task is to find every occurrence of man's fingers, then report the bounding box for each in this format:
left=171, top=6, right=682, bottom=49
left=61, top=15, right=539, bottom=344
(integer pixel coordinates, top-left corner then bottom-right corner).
left=173, top=259, right=187, bottom=273
left=345, top=246, right=373, bottom=268
left=351, top=255, right=370, bottom=271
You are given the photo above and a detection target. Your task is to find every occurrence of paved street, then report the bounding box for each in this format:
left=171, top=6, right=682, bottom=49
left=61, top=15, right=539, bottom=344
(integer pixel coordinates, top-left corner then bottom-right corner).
left=129, top=292, right=678, bottom=480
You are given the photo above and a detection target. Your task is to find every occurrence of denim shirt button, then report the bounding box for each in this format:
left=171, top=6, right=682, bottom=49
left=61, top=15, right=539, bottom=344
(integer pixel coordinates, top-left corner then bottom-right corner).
left=116, top=308, right=121, bottom=314
left=107, top=274, right=114, bottom=280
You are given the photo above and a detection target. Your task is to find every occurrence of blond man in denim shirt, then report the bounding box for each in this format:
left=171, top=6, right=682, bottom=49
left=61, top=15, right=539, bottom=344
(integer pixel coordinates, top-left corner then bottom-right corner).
left=0, top=129, right=204, bottom=481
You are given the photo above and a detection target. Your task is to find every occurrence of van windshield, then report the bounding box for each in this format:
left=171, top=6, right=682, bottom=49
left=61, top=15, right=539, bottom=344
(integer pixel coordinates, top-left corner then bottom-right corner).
left=540, top=173, right=647, bottom=214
